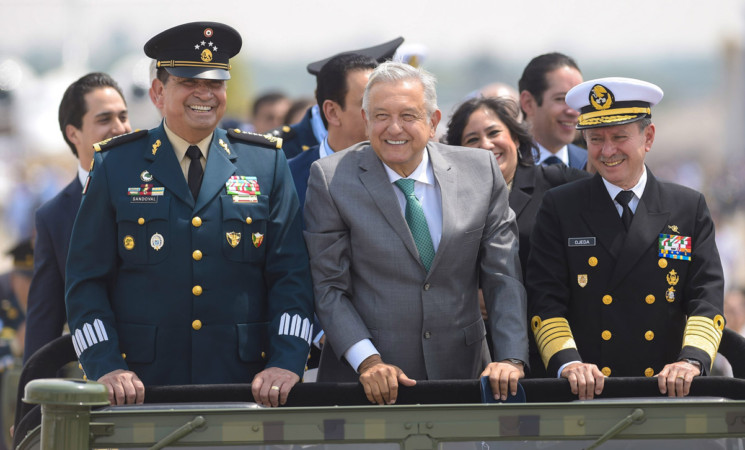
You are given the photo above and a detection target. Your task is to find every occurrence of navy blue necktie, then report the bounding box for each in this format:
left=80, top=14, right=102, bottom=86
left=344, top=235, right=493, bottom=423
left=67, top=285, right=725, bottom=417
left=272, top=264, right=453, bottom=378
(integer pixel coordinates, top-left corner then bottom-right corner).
left=615, top=190, right=634, bottom=231
left=543, top=155, right=564, bottom=166
left=186, top=145, right=203, bottom=200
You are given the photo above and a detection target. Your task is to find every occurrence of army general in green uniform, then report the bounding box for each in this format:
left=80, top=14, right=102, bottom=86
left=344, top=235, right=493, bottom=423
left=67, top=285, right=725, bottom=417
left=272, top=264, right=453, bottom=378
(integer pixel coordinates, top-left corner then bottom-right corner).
left=65, top=22, right=314, bottom=407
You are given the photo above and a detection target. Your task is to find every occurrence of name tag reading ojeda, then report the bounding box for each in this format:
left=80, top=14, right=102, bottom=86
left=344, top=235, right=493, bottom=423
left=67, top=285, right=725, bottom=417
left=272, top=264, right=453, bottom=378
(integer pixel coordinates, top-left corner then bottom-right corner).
left=568, top=237, right=596, bottom=247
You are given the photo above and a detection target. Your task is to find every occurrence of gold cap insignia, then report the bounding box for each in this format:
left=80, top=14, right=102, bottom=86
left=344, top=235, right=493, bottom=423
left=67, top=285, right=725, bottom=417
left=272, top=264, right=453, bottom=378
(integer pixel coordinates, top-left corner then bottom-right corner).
left=578, top=274, right=588, bottom=288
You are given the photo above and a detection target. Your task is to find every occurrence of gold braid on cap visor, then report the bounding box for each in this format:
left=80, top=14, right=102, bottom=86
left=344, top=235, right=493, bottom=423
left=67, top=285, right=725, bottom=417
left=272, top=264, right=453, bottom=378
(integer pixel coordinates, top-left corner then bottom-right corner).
left=578, top=107, right=651, bottom=127
left=157, top=60, right=231, bottom=70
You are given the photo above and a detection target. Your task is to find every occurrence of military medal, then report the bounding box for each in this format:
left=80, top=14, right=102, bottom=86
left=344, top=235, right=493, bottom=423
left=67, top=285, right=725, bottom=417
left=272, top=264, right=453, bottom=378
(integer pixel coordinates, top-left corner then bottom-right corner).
left=150, top=233, right=164, bottom=251
left=123, top=235, right=135, bottom=250
left=140, top=170, right=154, bottom=182
left=658, top=233, right=691, bottom=261
left=252, top=232, right=264, bottom=248
left=226, top=231, right=241, bottom=248
left=226, top=176, right=260, bottom=203
left=578, top=274, right=588, bottom=288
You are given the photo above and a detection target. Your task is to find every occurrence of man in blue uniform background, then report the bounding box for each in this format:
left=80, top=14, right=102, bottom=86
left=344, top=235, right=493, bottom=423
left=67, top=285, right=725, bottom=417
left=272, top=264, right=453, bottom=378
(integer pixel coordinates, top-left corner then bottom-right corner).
left=65, top=22, right=314, bottom=407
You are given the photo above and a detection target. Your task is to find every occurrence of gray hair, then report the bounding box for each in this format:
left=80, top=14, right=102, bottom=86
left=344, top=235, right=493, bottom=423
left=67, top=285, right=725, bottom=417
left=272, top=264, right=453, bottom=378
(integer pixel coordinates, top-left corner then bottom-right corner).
left=362, top=61, right=438, bottom=118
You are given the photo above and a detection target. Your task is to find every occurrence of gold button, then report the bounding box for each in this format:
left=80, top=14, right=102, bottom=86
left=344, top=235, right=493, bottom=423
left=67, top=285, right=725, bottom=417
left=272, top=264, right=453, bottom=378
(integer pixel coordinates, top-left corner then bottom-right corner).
left=658, top=258, right=668, bottom=269
left=192, top=320, right=202, bottom=330
left=645, top=294, right=655, bottom=304
left=192, top=216, right=202, bottom=227
left=78, top=363, right=83, bottom=370
left=123, top=235, right=135, bottom=250
left=261, top=351, right=266, bottom=359
left=282, top=125, right=290, bottom=133
left=121, top=353, right=126, bottom=360
left=245, top=217, right=253, bottom=224
left=602, top=330, right=612, bottom=341
left=302, top=145, right=310, bottom=151
left=192, top=285, right=203, bottom=296
left=588, top=256, right=598, bottom=267
left=192, top=250, right=203, bottom=261
left=601, top=367, right=611, bottom=377
left=138, top=217, right=145, bottom=225
left=644, top=367, right=654, bottom=377
left=602, top=295, right=612, bottom=305
left=645, top=330, right=654, bottom=341
left=83, top=375, right=87, bottom=380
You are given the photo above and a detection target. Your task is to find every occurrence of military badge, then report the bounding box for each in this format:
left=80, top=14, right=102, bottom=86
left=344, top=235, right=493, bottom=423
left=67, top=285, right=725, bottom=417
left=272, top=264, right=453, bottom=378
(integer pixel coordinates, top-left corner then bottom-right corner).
left=123, top=235, right=135, bottom=250
left=219, top=139, right=231, bottom=155
left=668, top=225, right=679, bottom=234
left=140, top=170, right=154, bottom=182
left=666, top=286, right=676, bottom=302
left=658, top=234, right=692, bottom=261
left=578, top=274, right=588, bottom=288
left=152, top=139, right=161, bottom=156
left=226, top=231, right=241, bottom=248
left=252, top=232, right=264, bottom=248
left=150, top=233, right=164, bottom=251
left=666, top=269, right=679, bottom=286
left=128, top=184, right=164, bottom=203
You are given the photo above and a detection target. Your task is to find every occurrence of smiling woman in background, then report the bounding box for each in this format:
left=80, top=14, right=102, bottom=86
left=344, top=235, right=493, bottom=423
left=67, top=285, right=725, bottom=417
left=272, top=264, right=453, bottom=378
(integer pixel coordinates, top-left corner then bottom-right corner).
left=446, top=96, right=589, bottom=377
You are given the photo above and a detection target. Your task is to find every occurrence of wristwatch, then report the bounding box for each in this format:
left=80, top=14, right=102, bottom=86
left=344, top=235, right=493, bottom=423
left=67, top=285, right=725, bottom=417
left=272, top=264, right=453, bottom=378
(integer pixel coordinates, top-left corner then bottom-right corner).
left=681, top=358, right=702, bottom=375
left=505, top=358, right=524, bottom=366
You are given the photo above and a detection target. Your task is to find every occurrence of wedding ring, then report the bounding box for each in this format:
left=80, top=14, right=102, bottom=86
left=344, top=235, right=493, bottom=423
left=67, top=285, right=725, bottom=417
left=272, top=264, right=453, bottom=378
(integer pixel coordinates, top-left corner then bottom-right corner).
left=270, top=385, right=280, bottom=391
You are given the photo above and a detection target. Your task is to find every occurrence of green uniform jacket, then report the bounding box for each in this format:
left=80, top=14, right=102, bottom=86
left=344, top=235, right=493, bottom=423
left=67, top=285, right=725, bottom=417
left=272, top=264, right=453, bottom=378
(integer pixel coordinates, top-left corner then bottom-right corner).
left=66, top=123, right=314, bottom=385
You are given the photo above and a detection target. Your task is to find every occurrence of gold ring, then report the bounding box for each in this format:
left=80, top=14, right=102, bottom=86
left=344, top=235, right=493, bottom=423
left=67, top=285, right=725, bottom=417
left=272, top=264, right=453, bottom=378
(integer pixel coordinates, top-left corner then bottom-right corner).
left=270, top=385, right=280, bottom=391
left=677, top=375, right=685, bottom=380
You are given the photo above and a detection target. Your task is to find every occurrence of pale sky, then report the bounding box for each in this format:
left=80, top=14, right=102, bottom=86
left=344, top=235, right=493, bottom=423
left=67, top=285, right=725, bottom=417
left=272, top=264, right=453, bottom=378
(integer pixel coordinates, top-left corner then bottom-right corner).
left=3, top=0, right=744, bottom=64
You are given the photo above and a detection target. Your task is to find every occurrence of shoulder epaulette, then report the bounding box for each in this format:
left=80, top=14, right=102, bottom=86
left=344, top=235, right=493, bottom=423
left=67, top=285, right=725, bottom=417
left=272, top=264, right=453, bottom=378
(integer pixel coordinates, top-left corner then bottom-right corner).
left=228, top=128, right=283, bottom=150
left=93, top=129, right=148, bottom=152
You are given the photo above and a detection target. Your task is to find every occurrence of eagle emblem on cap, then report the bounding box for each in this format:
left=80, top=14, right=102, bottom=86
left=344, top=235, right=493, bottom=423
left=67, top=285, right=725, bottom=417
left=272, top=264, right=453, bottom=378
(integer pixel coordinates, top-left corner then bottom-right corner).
left=590, top=84, right=614, bottom=111
left=201, top=49, right=213, bottom=62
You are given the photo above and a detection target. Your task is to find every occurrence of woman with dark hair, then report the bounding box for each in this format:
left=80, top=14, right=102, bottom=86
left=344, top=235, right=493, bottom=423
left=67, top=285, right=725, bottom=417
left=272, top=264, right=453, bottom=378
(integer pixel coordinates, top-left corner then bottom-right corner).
left=447, top=97, right=589, bottom=378
left=446, top=96, right=589, bottom=277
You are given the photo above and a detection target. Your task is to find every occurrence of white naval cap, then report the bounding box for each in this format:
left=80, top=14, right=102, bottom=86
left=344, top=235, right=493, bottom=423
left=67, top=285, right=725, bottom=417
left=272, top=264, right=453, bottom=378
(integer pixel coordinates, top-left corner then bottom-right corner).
left=566, top=77, right=664, bottom=130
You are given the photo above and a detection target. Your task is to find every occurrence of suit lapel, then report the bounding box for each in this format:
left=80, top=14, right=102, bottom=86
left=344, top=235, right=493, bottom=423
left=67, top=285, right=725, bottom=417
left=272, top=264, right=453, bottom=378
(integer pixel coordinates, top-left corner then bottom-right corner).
left=194, top=131, right=237, bottom=213
left=358, top=145, right=421, bottom=265
left=608, top=172, right=669, bottom=289
left=428, top=144, right=453, bottom=277
left=509, top=164, right=533, bottom=219
left=145, top=125, right=194, bottom=207
left=581, top=175, right=627, bottom=258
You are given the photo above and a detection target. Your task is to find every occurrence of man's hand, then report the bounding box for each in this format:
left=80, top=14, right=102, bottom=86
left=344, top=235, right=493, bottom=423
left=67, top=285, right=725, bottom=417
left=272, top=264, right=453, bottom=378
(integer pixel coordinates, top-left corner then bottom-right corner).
left=251, top=367, right=300, bottom=407
left=560, top=362, right=605, bottom=400
left=657, top=360, right=701, bottom=397
left=98, top=369, right=145, bottom=405
left=358, top=355, right=416, bottom=405
left=480, top=359, right=524, bottom=401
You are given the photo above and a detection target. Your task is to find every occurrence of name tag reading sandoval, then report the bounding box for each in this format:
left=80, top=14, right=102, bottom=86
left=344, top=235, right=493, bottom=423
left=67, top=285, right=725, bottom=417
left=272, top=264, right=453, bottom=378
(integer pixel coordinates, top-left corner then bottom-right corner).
left=568, top=237, right=596, bottom=247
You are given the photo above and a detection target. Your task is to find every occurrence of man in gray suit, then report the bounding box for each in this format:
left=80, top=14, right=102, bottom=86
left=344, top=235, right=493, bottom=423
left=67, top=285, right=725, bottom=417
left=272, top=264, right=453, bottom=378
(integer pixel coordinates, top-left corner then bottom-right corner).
left=304, top=62, right=527, bottom=405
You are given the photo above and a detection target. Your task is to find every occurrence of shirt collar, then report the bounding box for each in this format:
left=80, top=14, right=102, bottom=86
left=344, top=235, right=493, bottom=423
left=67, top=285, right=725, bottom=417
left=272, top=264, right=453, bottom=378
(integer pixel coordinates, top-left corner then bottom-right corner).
left=602, top=166, right=648, bottom=202
left=77, top=164, right=88, bottom=187
left=318, top=137, right=332, bottom=159
left=309, top=104, right=329, bottom=144
left=537, top=143, right=569, bottom=165
left=163, top=119, right=213, bottom=162
left=382, top=147, right=434, bottom=186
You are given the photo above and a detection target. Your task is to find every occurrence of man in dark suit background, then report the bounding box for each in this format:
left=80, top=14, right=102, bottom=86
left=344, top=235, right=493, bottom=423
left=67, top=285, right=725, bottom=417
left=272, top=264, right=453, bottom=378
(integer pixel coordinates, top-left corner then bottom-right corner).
left=23, top=72, right=131, bottom=364
left=272, top=38, right=403, bottom=159
left=527, top=77, right=724, bottom=400
left=518, top=52, right=587, bottom=170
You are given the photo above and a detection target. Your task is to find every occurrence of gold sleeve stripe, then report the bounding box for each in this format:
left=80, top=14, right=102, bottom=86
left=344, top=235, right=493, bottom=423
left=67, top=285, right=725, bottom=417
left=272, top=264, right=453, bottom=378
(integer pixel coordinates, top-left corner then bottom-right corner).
left=683, top=315, right=724, bottom=369
left=532, top=317, right=578, bottom=369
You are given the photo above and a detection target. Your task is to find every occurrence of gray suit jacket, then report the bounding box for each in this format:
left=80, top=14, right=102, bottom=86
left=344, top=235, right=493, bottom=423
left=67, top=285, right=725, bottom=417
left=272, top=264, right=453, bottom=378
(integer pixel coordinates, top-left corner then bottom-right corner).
left=304, top=141, right=528, bottom=382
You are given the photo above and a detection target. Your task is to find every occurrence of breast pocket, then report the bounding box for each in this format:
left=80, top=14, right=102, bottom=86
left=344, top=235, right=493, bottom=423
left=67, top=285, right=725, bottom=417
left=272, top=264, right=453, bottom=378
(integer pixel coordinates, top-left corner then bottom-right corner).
left=221, top=195, right=268, bottom=263
left=116, top=197, right=171, bottom=264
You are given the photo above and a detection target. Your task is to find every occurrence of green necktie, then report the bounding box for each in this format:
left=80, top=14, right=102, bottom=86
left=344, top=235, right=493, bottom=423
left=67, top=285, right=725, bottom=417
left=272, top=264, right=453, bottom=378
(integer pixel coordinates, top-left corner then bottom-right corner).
left=394, top=178, right=435, bottom=271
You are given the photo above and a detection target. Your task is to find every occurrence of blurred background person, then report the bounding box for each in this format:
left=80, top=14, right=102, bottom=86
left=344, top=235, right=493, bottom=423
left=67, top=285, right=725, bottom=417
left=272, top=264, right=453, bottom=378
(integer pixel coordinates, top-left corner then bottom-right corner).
left=445, top=96, right=589, bottom=376
left=283, top=97, right=316, bottom=127
left=249, top=91, right=290, bottom=134
left=518, top=52, right=586, bottom=169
